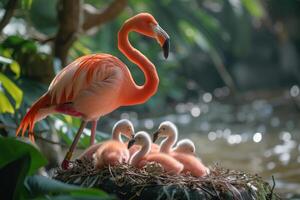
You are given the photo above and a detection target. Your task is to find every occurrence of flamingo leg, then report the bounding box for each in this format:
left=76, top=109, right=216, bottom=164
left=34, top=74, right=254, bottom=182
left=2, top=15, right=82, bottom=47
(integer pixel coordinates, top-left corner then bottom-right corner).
left=90, top=120, right=97, bottom=146
left=61, top=120, right=88, bottom=169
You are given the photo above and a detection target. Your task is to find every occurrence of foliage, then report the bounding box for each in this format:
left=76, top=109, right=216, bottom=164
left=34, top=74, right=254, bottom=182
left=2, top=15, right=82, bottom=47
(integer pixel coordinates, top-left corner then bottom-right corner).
left=0, top=137, right=114, bottom=200
left=0, top=55, right=22, bottom=113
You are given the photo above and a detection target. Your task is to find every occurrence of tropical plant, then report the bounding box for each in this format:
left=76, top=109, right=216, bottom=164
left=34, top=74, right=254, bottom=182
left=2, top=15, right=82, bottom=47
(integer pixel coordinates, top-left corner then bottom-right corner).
left=0, top=137, right=115, bottom=200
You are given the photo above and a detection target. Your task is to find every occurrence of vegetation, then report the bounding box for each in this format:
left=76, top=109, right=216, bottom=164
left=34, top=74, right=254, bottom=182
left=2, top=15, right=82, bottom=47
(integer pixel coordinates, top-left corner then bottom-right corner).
left=0, top=137, right=114, bottom=199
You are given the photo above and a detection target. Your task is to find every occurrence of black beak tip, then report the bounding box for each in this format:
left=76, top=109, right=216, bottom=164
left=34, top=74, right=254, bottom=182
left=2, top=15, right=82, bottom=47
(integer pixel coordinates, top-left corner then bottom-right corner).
left=127, top=139, right=135, bottom=149
left=162, top=38, right=170, bottom=59
left=152, top=131, right=159, bottom=142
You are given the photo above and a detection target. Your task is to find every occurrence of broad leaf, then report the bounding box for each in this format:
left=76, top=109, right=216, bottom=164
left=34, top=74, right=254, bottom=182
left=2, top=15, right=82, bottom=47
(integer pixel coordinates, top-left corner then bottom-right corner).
left=0, top=138, right=47, bottom=175
left=10, top=61, right=21, bottom=78
left=0, top=72, right=23, bottom=109
left=0, top=154, right=31, bottom=200
left=0, top=89, right=14, bottom=113
left=25, top=175, right=114, bottom=199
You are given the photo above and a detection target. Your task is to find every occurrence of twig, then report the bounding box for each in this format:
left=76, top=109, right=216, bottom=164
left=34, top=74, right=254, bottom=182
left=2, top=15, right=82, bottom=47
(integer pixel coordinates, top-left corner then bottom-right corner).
left=269, top=175, right=276, bottom=199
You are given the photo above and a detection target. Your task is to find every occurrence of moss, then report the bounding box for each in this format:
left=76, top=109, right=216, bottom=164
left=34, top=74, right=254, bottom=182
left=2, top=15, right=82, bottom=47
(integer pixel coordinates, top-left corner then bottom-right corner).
left=54, top=158, right=280, bottom=200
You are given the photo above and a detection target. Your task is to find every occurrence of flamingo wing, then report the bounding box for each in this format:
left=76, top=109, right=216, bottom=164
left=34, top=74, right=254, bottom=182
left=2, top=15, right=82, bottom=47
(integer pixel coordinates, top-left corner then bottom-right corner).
left=49, top=54, right=124, bottom=105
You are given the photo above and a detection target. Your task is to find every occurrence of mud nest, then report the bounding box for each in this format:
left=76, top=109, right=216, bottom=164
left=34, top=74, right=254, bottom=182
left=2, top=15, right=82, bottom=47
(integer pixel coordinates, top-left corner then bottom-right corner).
left=54, top=158, right=279, bottom=200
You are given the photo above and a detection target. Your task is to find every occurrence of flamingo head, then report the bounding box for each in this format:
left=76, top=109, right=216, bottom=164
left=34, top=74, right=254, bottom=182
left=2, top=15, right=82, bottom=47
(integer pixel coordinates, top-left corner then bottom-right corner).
left=152, top=121, right=178, bottom=143
left=124, top=13, right=170, bottom=59
left=113, top=119, right=135, bottom=139
left=174, top=139, right=196, bottom=155
left=128, top=131, right=150, bottom=149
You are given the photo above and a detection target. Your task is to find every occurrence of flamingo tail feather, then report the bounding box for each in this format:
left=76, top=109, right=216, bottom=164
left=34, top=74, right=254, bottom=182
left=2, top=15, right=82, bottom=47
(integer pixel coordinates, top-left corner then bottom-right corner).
left=16, top=93, right=51, bottom=142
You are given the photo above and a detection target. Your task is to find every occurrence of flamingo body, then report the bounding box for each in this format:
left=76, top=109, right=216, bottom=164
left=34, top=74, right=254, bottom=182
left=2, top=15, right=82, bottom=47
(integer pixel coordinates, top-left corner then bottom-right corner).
left=18, top=54, right=127, bottom=135
left=93, top=140, right=129, bottom=169
left=138, top=153, right=183, bottom=174
left=171, top=152, right=208, bottom=177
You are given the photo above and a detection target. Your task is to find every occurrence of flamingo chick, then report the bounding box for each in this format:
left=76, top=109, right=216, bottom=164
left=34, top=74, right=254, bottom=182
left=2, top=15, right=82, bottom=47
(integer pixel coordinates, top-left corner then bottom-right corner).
left=153, top=121, right=209, bottom=177
left=173, top=139, right=196, bottom=155
left=93, top=140, right=129, bottom=170
left=16, top=13, right=170, bottom=169
left=128, top=131, right=183, bottom=175
left=79, top=119, right=134, bottom=159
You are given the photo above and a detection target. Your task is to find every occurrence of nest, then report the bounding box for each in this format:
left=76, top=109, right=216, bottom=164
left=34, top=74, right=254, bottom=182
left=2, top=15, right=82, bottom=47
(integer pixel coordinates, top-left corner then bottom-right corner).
left=54, top=158, right=279, bottom=200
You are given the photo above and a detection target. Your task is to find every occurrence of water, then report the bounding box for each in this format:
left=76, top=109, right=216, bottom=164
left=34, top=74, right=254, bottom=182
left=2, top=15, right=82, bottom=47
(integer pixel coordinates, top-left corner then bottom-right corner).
left=118, top=89, right=300, bottom=197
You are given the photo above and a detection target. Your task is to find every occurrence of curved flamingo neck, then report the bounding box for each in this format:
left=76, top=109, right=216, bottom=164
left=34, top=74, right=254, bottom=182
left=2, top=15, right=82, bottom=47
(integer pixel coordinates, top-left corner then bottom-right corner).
left=130, top=140, right=151, bottom=166
left=160, top=131, right=178, bottom=153
left=118, top=22, right=159, bottom=105
left=112, top=129, right=123, bottom=142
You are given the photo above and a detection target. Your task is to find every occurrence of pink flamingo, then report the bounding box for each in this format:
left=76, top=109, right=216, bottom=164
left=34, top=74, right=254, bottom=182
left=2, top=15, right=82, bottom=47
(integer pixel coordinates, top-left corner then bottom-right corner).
left=16, top=13, right=170, bottom=169
left=128, top=131, right=183, bottom=175
left=78, top=119, right=135, bottom=159
left=153, top=121, right=209, bottom=177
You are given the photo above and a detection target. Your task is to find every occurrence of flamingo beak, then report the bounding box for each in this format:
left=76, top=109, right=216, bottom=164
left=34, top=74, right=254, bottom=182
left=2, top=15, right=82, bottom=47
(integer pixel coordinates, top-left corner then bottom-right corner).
left=127, top=139, right=136, bottom=149
left=153, top=25, right=170, bottom=59
left=162, top=38, right=170, bottom=59
left=152, top=130, right=160, bottom=142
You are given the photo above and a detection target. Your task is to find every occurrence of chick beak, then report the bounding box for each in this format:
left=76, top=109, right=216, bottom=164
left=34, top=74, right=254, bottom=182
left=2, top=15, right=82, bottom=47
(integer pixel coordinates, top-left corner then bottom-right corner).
left=152, top=130, right=160, bottom=143
left=127, top=139, right=136, bottom=149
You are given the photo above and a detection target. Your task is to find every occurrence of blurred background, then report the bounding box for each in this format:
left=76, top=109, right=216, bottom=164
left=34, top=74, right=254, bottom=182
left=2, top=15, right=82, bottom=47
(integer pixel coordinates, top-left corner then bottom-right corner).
left=0, top=0, right=299, bottom=198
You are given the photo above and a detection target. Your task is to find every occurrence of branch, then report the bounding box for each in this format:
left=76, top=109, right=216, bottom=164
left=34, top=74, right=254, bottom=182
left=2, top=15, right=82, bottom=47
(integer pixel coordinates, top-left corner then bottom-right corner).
left=82, top=0, right=127, bottom=32
left=0, top=0, right=19, bottom=33
left=54, top=0, right=81, bottom=66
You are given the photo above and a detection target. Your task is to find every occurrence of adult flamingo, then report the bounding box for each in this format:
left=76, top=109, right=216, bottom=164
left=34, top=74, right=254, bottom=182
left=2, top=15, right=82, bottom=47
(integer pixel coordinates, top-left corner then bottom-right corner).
left=128, top=131, right=183, bottom=175
left=153, top=121, right=209, bottom=177
left=78, top=119, right=135, bottom=160
left=16, top=13, right=170, bottom=169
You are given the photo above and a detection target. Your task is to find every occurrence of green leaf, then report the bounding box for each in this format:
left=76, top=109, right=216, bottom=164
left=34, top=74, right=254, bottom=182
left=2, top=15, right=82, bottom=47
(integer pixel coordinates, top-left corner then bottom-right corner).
left=0, top=138, right=47, bottom=175
left=10, top=61, right=21, bottom=78
left=25, top=175, right=114, bottom=199
left=0, top=89, right=14, bottom=113
left=0, top=72, right=23, bottom=109
left=242, top=0, right=265, bottom=18
left=22, top=0, right=33, bottom=9
left=0, top=154, right=31, bottom=200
